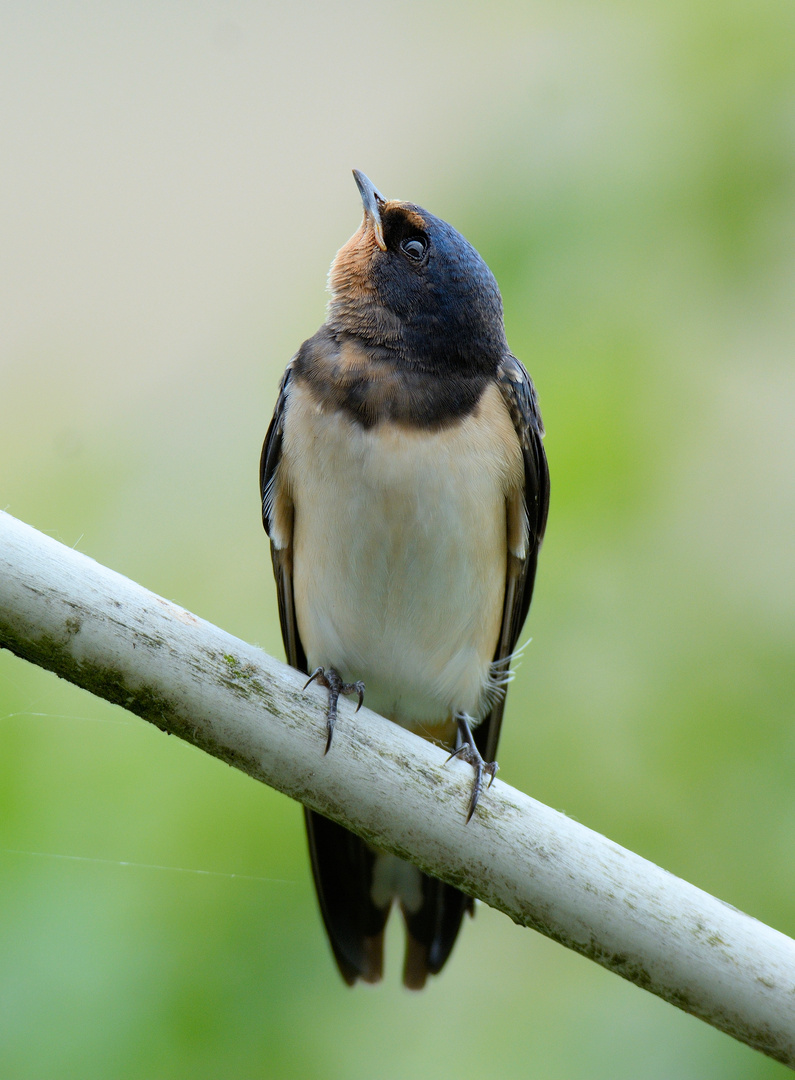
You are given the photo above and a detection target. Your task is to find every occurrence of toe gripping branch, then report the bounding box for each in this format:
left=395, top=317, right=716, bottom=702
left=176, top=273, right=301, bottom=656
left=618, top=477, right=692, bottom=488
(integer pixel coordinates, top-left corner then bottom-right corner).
left=304, top=667, right=366, bottom=753
left=446, top=714, right=498, bottom=823
left=302, top=672, right=494, bottom=824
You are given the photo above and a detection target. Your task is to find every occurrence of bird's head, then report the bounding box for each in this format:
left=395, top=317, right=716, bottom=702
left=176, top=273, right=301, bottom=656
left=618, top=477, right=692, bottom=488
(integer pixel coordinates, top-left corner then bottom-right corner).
left=327, top=171, right=508, bottom=375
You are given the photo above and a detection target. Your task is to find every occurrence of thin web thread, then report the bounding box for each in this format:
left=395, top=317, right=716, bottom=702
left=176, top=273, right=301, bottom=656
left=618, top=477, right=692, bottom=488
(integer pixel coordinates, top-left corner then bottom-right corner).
left=2, top=848, right=293, bottom=885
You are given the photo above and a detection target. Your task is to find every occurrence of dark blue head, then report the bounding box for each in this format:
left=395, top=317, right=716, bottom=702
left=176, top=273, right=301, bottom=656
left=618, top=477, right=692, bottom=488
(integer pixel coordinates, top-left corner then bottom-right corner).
left=327, top=171, right=508, bottom=375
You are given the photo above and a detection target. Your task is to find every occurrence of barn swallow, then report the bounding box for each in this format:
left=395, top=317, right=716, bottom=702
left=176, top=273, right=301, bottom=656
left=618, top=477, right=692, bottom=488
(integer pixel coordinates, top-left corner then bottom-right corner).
left=260, top=171, right=549, bottom=988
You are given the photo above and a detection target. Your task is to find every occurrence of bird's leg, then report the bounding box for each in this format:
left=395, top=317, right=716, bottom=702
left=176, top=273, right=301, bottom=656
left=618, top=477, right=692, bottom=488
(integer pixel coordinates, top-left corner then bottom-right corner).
left=446, top=714, right=499, bottom=823
left=303, top=667, right=365, bottom=753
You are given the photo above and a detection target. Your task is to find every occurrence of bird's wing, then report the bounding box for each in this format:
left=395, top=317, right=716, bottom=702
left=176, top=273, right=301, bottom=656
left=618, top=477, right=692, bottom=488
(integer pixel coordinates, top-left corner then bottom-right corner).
left=477, top=354, right=550, bottom=763
left=260, top=358, right=307, bottom=675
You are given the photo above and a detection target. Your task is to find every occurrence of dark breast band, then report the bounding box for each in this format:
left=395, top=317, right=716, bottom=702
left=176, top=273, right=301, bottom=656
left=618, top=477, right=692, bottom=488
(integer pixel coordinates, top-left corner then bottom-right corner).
left=293, top=326, right=493, bottom=431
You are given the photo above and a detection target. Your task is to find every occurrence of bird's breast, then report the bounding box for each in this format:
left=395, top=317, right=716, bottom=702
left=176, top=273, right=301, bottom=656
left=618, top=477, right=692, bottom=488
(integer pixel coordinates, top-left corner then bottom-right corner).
left=281, top=375, right=523, bottom=732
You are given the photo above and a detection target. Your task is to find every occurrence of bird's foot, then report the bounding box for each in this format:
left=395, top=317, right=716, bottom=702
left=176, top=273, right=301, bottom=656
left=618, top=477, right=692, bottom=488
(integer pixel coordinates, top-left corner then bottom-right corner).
left=304, top=667, right=365, bottom=753
left=446, top=714, right=498, bottom=823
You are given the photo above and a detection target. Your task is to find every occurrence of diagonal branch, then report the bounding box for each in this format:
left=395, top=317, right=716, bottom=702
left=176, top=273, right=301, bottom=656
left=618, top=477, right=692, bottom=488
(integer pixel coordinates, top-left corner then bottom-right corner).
left=1, top=509, right=793, bottom=1067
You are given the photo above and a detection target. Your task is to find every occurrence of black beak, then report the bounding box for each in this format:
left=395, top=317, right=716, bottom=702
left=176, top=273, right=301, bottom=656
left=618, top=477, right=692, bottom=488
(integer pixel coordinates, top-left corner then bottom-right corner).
left=352, top=169, right=387, bottom=251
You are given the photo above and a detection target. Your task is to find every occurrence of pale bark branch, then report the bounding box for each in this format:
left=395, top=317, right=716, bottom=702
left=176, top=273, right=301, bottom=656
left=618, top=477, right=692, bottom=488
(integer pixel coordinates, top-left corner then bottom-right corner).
left=1, top=509, right=793, bottom=1067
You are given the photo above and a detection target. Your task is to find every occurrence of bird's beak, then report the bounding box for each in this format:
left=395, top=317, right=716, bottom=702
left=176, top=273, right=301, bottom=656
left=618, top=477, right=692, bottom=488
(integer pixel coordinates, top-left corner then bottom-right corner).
left=353, top=169, right=387, bottom=252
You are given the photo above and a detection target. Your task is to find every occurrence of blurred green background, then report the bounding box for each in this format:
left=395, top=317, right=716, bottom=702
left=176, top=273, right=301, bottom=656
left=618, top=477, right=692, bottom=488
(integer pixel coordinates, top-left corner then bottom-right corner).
left=2, top=2, right=794, bottom=1077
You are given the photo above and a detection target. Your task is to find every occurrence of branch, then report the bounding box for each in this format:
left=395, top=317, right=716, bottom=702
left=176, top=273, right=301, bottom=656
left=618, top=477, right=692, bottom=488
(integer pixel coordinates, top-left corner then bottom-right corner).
left=1, top=509, right=793, bottom=1067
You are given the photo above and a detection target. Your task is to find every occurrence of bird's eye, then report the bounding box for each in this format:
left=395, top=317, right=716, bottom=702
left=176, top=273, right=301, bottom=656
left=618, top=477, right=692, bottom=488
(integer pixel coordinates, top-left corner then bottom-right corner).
left=400, top=236, right=427, bottom=261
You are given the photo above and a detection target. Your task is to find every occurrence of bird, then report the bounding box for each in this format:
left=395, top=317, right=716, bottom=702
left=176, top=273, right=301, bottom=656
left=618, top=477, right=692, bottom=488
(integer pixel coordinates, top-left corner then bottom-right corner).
left=260, top=170, right=549, bottom=988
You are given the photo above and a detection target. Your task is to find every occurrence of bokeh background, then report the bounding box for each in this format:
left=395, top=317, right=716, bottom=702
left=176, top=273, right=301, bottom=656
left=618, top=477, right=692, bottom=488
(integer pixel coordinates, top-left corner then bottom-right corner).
left=2, top=2, right=794, bottom=1077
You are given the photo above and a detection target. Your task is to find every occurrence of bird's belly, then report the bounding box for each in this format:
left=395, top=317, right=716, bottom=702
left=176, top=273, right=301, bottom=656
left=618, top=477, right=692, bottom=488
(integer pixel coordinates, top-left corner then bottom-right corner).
left=285, top=384, right=516, bottom=731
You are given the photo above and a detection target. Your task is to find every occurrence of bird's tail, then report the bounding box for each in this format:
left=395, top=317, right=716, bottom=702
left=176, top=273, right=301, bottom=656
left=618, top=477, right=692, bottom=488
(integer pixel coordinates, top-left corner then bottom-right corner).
left=304, top=809, right=473, bottom=988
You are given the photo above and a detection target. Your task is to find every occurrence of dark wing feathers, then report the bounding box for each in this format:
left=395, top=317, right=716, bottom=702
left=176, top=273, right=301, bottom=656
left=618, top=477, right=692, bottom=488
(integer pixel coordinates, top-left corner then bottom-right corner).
left=259, top=360, right=291, bottom=536
left=477, top=354, right=550, bottom=764
left=303, top=811, right=390, bottom=985
left=260, top=360, right=307, bottom=674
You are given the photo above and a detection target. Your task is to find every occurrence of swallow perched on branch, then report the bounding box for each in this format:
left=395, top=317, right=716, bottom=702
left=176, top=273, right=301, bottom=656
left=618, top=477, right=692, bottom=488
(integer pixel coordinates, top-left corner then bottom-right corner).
left=260, top=171, right=549, bottom=988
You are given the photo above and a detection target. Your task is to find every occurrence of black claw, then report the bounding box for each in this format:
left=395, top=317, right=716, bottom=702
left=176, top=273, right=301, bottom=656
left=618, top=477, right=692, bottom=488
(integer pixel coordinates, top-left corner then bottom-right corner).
left=445, top=715, right=498, bottom=823
left=353, top=681, right=365, bottom=712
left=302, top=666, right=365, bottom=753
left=303, top=667, right=325, bottom=690
left=466, top=763, right=483, bottom=825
